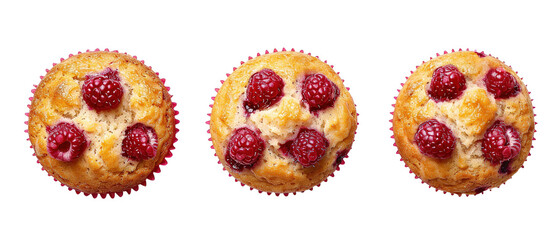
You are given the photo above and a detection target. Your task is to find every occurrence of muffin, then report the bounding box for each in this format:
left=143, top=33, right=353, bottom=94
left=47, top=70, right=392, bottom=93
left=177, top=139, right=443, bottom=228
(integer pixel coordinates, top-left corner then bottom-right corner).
left=27, top=49, right=178, bottom=198
left=209, top=49, right=357, bottom=195
left=392, top=50, right=535, bottom=195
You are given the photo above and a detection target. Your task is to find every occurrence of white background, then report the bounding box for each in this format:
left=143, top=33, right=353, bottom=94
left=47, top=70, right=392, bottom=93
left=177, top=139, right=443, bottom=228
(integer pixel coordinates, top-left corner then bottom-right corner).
left=1, top=1, right=557, bottom=239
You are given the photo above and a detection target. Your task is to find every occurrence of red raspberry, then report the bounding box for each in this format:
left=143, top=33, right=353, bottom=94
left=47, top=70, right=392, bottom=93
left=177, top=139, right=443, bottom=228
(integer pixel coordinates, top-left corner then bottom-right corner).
left=475, top=51, right=487, bottom=58
left=484, top=67, right=520, bottom=99
left=414, top=119, right=455, bottom=159
left=428, top=65, right=467, bottom=102
left=244, top=69, right=284, bottom=113
left=82, top=68, right=124, bottom=111
left=47, top=122, right=88, bottom=162
left=302, top=74, right=340, bottom=111
left=226, top=128, right=265, bottom=171
left=482, top=121, right=521, bottom=164
left=290, top=128, right=329, bottom=167
left=122, top=123, right=158, bottom=161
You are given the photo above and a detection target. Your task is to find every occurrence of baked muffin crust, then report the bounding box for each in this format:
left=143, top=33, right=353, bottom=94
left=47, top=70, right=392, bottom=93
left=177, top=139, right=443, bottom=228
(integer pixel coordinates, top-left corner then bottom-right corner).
left=393, top=51, right=534, bottom=195
left=28, top=51, right=176, bottom=194
left=210, top=51, right=357, bottom=193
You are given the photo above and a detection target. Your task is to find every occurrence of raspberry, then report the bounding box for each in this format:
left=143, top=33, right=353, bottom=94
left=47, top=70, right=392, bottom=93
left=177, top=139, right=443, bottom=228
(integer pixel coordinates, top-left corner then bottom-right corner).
left=482, top=121, right=521, bottom=163
left=428, top=65, right=467, bottom=102
left=244, top=69, right=284, bottom=113
left=302, top=74, right=339, bottom=111
left=82, top=68, right=124, bottom=111
left=334, top=149, right=350, bottom=168
left=290, top=128, right=329, bottom=167
left=47, top=122, right=88, bottom=162
left=225, top=128, right=265, bottom=171
left=484, top=67, right=520, bottom=99
left=499, top=160, right=512, bottom=175
left=474, top=186, right=489, bottom=194
left=414, top=119, right=455, bottom=159
left=475, top=51, right=487, bottom=58
left=122, top=123, right=158, bottom=161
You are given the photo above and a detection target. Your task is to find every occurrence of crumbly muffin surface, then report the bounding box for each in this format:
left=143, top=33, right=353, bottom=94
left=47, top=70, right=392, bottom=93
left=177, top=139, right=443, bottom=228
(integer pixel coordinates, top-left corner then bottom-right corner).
left=393, top=51, right=534, bottom=194
left=28, top=51, right=176, bottom=194
left=210, top=51, right=357, bottom=193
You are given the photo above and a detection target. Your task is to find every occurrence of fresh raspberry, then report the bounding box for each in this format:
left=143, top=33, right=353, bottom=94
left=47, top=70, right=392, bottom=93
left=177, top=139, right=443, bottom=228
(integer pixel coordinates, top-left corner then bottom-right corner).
left=290, top=128, right=329, bottom=167
left=484, top=67, right=520, bottom=99
left=122, top=123, right=158, bottom=161
left=82, top=68, right=124, bottom=111
left=302, top=74, right=339, bottom=111
left=428, top=65, right=467, bottom=102
left=414, top=119, right=455, bottom=159
left=482, top=121, right=521, bottom=163
left=225, top=128, right=265, bottom=171
left=244, top=69, right=284, bottom=113
left=475, top=51, right=487, bottom=58
left=47, top=122, right=88, bottom=162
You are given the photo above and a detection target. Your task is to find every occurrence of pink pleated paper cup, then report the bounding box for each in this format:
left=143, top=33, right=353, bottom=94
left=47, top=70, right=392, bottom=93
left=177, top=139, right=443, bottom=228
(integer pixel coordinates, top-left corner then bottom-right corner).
left=207, top=48, right=358, bottom=196
left=25, top=49, right=179, bottom=198
left=390, top=49, right=535, bottom=196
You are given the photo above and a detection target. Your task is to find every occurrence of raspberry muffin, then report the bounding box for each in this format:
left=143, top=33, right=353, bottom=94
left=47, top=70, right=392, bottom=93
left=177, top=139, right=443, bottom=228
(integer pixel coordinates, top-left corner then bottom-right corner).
left=27, top=50, right=177, bottom=197
left=392, top=50, right=535, bottom=195
left=209, top=49, right=357, bottom=195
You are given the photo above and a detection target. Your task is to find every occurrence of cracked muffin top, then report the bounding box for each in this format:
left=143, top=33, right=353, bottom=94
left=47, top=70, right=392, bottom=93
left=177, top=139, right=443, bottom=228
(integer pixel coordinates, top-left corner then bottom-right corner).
left=392, top=50, right=534, bottom=195
left=210, top=50, right=357, bottom=194
left=28, top=51, right=176, bottom=195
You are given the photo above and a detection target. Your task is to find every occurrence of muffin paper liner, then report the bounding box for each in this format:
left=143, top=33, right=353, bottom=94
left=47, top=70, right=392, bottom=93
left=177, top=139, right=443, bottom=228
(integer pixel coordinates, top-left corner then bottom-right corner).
left=25, top=48, right=179, bottom=199
left=390, top=48, right=536, bottom=197
left=207, top=48, right=357, bottom=196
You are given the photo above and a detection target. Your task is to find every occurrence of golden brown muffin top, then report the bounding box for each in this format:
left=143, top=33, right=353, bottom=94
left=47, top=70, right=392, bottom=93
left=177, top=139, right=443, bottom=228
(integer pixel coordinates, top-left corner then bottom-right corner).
left=393, top=51, right=534, bottom=195
left=210, top=51, right=357, bottom=193
left=28, top=51, right=176, bottom=194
